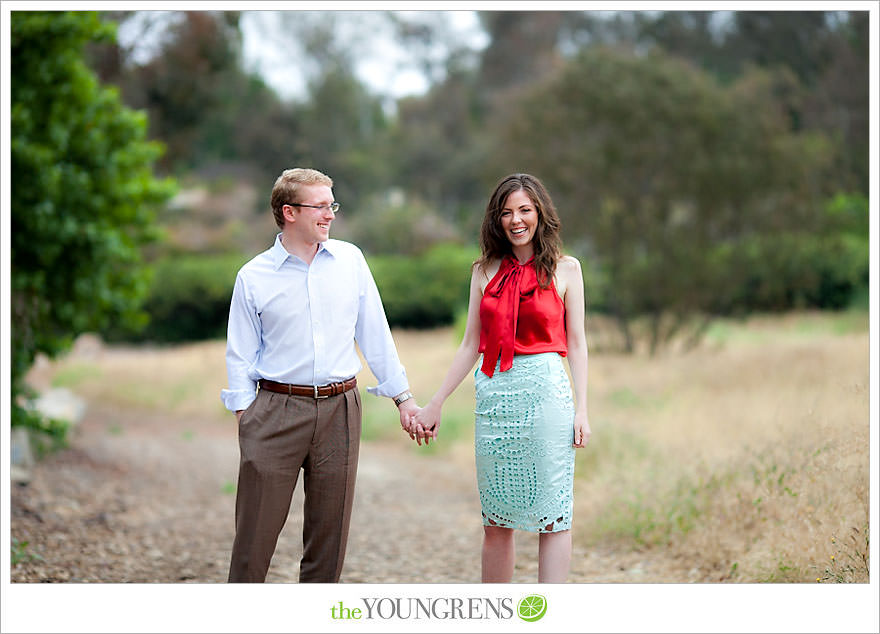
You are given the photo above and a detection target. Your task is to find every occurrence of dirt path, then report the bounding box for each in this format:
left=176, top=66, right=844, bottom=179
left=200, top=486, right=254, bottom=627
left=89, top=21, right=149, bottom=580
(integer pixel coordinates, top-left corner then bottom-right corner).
left=11, top=399, right=658, bottom=584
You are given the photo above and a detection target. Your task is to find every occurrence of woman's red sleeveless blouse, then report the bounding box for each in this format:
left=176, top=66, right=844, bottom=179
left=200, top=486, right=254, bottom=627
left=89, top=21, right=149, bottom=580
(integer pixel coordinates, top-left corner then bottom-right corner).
left=478, top=256, right=568, bottom=377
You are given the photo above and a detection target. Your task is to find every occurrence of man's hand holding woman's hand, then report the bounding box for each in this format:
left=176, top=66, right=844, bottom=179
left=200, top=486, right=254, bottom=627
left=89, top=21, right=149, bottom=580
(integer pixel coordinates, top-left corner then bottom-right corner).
left=397, top=397, right=421, bottom=441
left=407, top=401, right=441, bottom=446
left=396, top=395, right=442, bottom=446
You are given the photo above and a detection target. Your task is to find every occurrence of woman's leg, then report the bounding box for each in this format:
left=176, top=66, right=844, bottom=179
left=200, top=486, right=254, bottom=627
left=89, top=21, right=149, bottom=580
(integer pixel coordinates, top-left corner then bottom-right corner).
left=482, top=525, right=515, bottom=582
left=538, top=529, right=571, bottom=583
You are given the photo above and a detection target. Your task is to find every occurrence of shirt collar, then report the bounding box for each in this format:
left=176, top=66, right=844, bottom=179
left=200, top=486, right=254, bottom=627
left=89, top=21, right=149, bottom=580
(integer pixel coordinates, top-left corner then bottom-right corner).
left=270, top=233, right=336, bottom=270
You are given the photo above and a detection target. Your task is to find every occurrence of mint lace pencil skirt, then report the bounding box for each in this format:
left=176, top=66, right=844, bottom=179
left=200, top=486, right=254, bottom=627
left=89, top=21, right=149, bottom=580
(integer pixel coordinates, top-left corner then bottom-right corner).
left=474, top=352, right=576, bottom=533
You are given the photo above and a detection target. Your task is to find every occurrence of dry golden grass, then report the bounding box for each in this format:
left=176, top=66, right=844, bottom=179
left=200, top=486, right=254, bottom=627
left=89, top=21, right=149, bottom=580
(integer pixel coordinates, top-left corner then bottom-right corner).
left=577, top=311, right=870, bottom=582
left=31, top=336, right=232, bottom=421
left=28, top=310, right=870, bottom=583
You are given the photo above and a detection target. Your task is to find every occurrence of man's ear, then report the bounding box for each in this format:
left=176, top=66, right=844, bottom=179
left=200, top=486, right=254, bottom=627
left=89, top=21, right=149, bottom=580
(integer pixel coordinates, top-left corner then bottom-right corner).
left=282, top=204, right=298, bottom=224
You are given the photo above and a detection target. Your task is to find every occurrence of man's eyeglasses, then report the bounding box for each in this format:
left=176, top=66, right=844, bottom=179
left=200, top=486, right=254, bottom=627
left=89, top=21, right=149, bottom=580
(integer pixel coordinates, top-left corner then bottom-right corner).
left=286, top=202, right=340, bottom=213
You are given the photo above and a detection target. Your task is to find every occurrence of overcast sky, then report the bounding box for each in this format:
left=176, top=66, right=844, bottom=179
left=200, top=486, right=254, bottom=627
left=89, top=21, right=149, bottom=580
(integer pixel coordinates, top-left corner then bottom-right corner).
left=117, top=10, right=489, bottom=103
left=241, top=11, right=488, bottom=101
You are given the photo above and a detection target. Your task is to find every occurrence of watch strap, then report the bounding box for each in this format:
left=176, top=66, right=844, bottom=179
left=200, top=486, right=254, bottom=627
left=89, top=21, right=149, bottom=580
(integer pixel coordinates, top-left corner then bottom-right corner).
left=393, top=391, right=414, bottom=407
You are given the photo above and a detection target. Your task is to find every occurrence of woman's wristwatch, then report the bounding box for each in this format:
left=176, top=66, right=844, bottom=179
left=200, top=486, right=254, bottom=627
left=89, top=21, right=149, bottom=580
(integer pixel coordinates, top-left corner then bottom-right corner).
left=393, top=391, right=414, bottom=407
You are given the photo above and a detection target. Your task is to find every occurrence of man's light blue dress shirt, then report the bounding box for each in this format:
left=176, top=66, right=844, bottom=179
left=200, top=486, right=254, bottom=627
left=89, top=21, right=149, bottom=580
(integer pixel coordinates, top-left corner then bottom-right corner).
left=221, top=234, right=409, bottom=412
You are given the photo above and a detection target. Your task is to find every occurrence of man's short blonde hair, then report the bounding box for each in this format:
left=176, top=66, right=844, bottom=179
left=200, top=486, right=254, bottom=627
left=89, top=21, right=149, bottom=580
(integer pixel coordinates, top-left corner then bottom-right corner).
left=270, top=168, right=334, bottom=228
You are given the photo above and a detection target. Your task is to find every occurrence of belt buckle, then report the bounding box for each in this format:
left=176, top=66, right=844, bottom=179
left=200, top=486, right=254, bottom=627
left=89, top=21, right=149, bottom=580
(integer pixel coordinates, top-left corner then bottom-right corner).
left=314, top=385, right=329, bottom=399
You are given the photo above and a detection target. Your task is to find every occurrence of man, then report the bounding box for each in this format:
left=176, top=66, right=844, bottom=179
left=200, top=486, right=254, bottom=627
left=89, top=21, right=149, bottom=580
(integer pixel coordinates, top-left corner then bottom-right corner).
left=221, top=167, right=418, bottom=583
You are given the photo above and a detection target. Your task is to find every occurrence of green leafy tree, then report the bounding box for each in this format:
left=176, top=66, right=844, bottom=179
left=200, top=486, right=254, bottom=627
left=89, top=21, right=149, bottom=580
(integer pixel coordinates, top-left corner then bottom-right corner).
left=11, top=11, right=175, bottom=437
left=493, top=47, right=835, bottom=352
left=297, top=66, right=391, bottom=207
left=561, top=11, right=868, bottom=193
left=89, top=11, right=301, bottom=178
left=389, top=66, right=491, bottom=233
left=476, top=11, right=564, bottom=97
left=101, top=11, right=245, bottom=174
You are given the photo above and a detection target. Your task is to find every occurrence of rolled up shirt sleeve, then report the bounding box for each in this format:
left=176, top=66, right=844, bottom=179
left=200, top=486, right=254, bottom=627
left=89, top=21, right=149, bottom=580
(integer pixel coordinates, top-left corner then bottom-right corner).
left=221, top=271, right=260, bottom=412
left=354, top=251, right=410, bottom=398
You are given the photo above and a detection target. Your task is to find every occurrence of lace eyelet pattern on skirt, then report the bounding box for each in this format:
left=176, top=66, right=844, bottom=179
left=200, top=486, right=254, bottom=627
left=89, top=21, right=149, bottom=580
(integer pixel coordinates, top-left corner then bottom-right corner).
left=474, top=352, right=575, bottom=533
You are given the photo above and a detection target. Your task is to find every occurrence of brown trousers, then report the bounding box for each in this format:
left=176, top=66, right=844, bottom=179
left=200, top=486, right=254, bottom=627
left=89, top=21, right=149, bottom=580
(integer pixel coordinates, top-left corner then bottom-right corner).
left=227, top=386, right=361, bottom=583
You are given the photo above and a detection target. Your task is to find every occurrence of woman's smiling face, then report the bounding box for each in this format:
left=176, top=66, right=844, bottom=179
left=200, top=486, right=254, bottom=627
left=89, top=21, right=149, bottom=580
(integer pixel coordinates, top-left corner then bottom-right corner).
left=499, top=189, right=538, bottom=248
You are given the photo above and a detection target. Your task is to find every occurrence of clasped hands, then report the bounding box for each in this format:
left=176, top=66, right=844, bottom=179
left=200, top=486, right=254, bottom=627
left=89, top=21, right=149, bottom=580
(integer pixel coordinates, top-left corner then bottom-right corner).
left=398, top=399, right=440, bottom=446
left=399, top=399, right=591, bottom=449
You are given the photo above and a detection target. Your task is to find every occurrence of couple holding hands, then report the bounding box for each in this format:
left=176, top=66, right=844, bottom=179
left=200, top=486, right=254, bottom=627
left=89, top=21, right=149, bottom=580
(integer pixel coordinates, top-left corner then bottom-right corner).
left=221, top=168, right=590, bottom=584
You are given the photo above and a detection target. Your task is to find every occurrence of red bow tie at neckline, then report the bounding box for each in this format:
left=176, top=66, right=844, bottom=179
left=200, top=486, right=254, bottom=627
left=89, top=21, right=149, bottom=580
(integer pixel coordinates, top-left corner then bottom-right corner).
left=481, top=256, right=539, bottom=377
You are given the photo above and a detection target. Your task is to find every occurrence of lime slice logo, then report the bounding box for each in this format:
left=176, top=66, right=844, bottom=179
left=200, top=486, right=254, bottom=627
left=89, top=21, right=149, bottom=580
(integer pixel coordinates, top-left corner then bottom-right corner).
left=517, top=594, right=547, bottom=622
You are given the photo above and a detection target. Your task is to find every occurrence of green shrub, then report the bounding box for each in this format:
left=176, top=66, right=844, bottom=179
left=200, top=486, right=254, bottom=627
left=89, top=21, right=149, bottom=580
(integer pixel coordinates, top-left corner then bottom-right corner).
left=716, top=194, right=869, bottom=314
left=103, top=252, right=249, bottom=343
left=369, top=243, right=479, bottom=329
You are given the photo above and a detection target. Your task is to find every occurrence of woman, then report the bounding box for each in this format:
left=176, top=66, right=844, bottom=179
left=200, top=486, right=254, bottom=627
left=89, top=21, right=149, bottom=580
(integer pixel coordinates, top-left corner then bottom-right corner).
left=410, top=173, right=590, bottom=583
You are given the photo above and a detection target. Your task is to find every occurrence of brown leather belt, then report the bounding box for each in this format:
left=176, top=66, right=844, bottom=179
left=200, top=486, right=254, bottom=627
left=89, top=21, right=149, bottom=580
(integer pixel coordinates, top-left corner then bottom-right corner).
left=258, top=377, right=357, bottom=399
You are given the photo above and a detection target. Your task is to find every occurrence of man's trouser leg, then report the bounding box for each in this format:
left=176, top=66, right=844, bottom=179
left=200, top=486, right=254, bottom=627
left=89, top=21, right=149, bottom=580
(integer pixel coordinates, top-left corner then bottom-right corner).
left=228, top=389, right=311, bottom=582
left=300, top=387, right=362, bottom=582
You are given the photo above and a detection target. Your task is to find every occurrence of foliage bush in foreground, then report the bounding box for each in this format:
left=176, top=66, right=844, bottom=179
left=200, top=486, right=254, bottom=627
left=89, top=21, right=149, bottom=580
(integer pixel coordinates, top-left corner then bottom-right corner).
left=11, top=11, right=174, bottom=435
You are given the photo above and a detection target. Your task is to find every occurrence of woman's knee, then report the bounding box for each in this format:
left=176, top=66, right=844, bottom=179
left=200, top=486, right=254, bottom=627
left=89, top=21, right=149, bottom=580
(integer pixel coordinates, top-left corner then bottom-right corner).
left=483, top=525, right=514, bottom=544
left=539, top=528, right=571, bottom=544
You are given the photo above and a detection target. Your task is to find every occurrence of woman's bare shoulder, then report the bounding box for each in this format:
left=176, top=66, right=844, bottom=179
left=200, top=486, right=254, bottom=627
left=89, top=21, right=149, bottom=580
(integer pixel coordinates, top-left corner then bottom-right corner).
left=476, top=258, right=503, bottom=276
left=558, top=255, right=582, bottom=274
left=476, top=258, right=502, bottom=290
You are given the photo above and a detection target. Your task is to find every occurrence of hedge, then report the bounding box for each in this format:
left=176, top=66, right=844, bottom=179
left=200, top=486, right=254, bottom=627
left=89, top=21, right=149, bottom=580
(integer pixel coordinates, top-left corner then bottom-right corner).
left=368, top=243, right=479, bottom=329
left=103, top=252, right=249, bottom=343
left=103, top=243, right=479, bottom=343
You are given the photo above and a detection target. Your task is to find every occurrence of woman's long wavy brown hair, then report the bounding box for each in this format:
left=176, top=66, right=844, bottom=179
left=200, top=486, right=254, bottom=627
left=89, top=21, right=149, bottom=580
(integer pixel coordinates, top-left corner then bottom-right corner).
left=477, top=173, right=563, bottom=289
